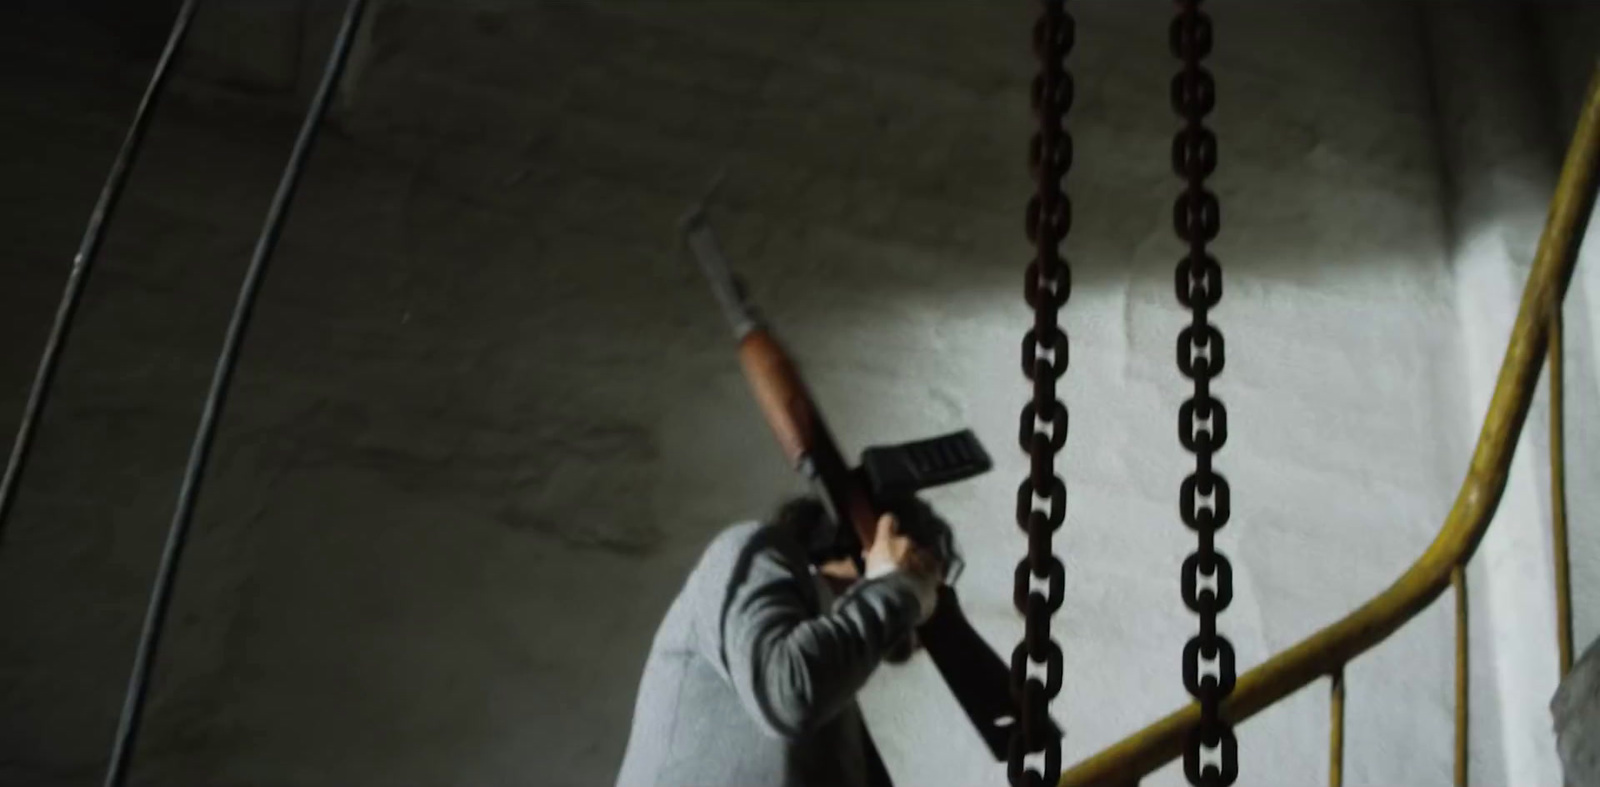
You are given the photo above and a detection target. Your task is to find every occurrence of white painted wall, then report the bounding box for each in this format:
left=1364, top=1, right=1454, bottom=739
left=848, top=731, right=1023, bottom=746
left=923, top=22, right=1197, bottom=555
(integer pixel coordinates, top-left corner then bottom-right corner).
left=0, top=2, right=1591, bottom=786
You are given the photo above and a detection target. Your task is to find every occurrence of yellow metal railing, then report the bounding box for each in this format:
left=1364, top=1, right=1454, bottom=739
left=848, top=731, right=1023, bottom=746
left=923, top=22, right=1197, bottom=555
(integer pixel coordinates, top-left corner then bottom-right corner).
left=1328, top=669, right=1344, bottom=787
left=1061, top=63, right=1600, bottom=787
left=1551, top=305, right=1575, bottom=679
left=1454, top=566, right=1469, bottom=787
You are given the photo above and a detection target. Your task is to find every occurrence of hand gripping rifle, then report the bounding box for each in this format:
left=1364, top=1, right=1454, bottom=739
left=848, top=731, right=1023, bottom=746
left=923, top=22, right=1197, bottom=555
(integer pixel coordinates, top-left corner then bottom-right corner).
left=680, top=207, right=1062, bottom=761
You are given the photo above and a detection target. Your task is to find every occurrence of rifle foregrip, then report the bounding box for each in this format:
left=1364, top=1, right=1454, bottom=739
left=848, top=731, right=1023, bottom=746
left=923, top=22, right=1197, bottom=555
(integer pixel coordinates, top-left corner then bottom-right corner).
left=738, top=330, right=815, bottom=465
left=738, top=330, right=879, bottom=544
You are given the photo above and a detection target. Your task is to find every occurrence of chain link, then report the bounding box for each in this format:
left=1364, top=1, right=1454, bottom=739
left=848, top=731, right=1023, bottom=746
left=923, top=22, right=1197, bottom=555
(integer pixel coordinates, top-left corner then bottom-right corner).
left=1173, top=2, right=1236, bottom=784
left=1013, top=1, right=1072, bottom=784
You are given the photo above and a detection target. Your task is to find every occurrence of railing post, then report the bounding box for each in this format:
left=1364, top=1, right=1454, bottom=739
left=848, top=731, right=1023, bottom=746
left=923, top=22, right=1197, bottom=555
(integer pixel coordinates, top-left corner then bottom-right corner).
left=1453, top=566, right=1469, bottom=787
left=1329, top=669, right=1344, bottom=787
left=1549, top=307, right=1574, bottom=677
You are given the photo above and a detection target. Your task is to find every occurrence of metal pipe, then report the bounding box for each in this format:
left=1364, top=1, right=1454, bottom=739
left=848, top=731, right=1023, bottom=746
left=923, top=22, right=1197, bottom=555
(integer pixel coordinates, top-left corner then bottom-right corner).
left=1060, top=61, right=1600, bottom=787
left=1549, top=308, right=1574, bottom=676
left=100, top=2, right=369, bottom=784
left=1329, top=669, right=1344, bottom=787
left=1453, top=567, right=1468, bottom=787
left=0, top=0, right=200, bottom=545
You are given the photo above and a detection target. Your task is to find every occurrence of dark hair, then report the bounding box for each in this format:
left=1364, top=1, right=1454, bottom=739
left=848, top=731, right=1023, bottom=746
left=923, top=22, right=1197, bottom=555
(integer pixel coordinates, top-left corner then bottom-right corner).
left=772, top=494, right=963, bottom=584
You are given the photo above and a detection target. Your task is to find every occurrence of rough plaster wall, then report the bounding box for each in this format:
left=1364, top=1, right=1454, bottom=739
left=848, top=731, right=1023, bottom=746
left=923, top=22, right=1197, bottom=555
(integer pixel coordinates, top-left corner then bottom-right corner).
left=0, top=2, right=1586, bottom=786
left=1425, top=7, right=1566, bottom=784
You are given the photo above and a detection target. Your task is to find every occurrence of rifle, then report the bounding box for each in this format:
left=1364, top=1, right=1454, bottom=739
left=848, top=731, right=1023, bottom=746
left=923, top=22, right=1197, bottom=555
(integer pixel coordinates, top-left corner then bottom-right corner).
left=680, top=207, right=1062, bottom=762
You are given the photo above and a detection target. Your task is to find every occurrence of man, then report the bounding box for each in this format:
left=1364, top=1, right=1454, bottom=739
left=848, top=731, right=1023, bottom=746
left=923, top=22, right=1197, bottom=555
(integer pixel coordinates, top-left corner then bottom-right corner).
left=615, top=496, right=953, bottom=787
left=1553, top=635, right=1600, bottom=787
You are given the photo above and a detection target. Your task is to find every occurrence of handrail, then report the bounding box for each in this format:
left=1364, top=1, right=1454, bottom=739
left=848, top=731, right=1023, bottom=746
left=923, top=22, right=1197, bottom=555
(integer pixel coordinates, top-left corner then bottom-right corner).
left=1060, top=61, right=1600, bottom=787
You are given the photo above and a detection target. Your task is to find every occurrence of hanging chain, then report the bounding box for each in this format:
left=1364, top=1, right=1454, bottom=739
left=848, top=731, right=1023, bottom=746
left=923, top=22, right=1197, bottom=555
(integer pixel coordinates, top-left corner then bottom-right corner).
left=1172, top=1, right=1237, bottom=785
left=1012, top=1, right=1072, bottom=785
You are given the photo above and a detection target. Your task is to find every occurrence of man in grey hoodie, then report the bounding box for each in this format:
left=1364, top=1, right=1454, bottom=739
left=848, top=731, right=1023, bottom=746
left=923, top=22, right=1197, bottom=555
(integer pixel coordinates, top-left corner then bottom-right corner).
left=1554, top=635, right=1600, bottom=787
left=615, top=496, right=949, bottom=787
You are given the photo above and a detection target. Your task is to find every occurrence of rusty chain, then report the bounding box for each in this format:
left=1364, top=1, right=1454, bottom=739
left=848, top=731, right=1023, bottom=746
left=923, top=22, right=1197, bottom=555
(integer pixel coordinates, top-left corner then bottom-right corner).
left=1013, top=1, right=1072, bottom=785
left=1172, top=1, right=1237, bottom=785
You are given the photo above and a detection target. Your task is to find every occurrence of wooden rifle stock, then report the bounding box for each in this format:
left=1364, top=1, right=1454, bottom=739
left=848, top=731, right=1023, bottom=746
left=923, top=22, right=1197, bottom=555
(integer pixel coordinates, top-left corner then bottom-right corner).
left=738, top=329, right=878, bottom=548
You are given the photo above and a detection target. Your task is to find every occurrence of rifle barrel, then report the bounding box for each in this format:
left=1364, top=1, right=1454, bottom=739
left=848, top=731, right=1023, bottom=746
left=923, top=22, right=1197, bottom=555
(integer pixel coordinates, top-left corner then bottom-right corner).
left=682, top=210, right=759, bottom=340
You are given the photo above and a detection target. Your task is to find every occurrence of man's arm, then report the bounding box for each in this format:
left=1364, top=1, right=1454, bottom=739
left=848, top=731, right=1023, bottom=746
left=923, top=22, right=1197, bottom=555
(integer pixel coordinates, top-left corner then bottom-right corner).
left=711, top=528, right=927, bottom=740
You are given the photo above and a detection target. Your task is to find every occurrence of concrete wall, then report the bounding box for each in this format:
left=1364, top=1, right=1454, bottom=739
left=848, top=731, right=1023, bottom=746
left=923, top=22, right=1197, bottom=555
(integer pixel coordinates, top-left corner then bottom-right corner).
left=0, top=2, right=1591, bottom=786
left=1426, top=6, right=1569, bottom=783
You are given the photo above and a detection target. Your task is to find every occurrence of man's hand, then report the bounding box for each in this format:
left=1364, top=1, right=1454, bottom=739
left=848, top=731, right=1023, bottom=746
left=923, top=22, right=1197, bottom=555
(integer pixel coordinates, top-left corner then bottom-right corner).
left=864, top=513, right=943, bottom=624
